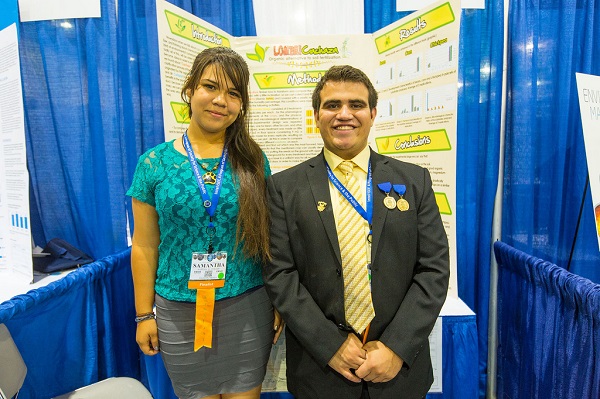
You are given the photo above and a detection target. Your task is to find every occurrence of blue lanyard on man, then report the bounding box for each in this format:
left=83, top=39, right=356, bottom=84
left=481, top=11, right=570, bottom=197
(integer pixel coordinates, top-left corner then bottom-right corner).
left=327, top=161, right=374, bottom=342
left=182, top=131, right=228, bottom=253
left=325, top=162, right=374, bottom=241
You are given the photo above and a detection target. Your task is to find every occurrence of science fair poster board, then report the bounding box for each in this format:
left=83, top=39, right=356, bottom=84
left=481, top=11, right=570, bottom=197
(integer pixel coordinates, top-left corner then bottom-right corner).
left=157, top=0, right=459, bottom=294
left=156, top=0, right=460, bottom=392
left=0, top=23, right=33, bottom=282
left=576, top=73, right=600, bottom=250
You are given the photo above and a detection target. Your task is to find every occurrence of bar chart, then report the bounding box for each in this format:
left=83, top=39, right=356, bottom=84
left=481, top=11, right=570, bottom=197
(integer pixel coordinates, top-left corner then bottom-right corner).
left=11, top=213, right=29, bottom=230
left=426, top=40, right=457, bottom=73
left=425, top=84, right=456, bottom=113
left=397, top=53, right=423, bottom=83
left=398, top=92, right=423, bottom=117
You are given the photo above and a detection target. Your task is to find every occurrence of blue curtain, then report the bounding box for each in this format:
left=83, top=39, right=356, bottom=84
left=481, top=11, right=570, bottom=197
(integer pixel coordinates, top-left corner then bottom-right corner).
left=365, top=1, right=504, bottom=397
left=0, top=249, right=138, bottom=398
left=21, top=0, right=128, bottom=259
left=494, top=241, right=600, bottom=398
left=504, top=0, right=600, bottom=283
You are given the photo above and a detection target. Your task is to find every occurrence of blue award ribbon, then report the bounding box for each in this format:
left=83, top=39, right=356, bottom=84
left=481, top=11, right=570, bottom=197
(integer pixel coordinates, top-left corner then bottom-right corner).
left=326, top=162, right=373, bottom=232
left=182, top=132, right=228, bottom=228
left=393, top=184, right=406, bottom=196
left=377, top=182, right=392, bottom=194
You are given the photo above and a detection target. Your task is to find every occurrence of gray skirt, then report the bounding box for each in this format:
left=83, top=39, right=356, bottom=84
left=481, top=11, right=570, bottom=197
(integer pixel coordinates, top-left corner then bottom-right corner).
left=155, top=287, right=274, bottom=399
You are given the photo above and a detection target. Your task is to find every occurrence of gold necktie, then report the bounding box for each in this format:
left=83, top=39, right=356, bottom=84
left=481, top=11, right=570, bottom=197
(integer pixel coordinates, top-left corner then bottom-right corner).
left=337, top=160, right=375, bottom=334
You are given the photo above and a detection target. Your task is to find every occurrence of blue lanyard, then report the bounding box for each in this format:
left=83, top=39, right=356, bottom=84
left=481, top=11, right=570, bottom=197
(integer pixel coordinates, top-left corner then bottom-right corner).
left=182, top=132, right=228, bottom=229
left=326, top=162, right=373, bottom=232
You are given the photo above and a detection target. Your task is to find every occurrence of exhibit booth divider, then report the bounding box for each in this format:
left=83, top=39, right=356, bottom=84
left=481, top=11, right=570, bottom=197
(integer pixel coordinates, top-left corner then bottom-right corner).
left=0, top=250, right=479, bottom=399
left=493, top=241, right=600, bottom=398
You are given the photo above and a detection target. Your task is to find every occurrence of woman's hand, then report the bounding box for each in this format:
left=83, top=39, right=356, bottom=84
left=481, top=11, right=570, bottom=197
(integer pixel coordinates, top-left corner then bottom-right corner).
left=273, top=308, right=284, bottom=344
left=136, top=319, right=160, bottom=355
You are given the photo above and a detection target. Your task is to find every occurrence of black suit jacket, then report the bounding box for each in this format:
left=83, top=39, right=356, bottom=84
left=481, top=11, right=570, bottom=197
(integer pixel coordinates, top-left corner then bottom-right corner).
left=263, top=149, right=449, bottom=399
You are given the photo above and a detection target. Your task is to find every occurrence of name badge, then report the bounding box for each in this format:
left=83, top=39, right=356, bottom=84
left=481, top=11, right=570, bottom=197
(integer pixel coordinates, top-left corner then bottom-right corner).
left=188, top=251, right=227, bottom=289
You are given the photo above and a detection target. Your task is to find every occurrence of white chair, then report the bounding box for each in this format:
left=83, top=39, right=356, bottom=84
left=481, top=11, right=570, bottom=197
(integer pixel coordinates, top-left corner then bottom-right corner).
left=0, top=323, right=26, bottom=399
left=0, top=324, right=153, bottom=399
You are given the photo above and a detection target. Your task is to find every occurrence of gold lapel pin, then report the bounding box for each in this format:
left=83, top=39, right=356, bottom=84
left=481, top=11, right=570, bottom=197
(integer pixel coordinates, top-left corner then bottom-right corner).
left=317, top=201, right=327, bottom=212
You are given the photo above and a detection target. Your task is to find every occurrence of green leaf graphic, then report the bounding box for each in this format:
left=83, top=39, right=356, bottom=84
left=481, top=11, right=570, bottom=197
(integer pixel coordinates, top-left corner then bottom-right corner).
left=175, top=18, right=187, bottom=33
left=255, top=43, right=265, bottom=61
left=247, top=43, right=269, bottom=62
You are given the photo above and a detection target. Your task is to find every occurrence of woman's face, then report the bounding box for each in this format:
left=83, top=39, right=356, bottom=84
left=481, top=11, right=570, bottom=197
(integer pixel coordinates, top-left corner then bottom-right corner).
left=188, top=64, right=242, bottom=137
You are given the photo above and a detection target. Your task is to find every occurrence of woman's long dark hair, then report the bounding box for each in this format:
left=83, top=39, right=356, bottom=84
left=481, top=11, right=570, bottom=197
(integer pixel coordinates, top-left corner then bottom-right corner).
left=181, top=47, right=270, bottom=262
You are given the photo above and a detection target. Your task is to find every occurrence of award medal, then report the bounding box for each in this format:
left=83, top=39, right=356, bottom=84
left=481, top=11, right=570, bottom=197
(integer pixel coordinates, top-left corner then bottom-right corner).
left=377, top=182, right=397, bottom=210
left=397, top=198, right=409, bottom=211
left=393, top=184, right=409, bottom=211
left=384, top=196, right=397, bottom=209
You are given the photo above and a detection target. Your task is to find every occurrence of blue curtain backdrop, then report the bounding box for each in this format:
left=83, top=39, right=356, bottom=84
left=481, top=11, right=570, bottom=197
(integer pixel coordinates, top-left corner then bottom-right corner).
left=20, top=0, right=127, bottom=259
left=504, top=0, right=600, bottom=282
left=365, top=1, right=504, bottom=397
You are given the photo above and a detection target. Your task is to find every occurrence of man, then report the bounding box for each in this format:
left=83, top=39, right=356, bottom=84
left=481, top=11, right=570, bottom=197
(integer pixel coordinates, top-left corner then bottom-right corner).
left=263, top=65, right=449, bottom=399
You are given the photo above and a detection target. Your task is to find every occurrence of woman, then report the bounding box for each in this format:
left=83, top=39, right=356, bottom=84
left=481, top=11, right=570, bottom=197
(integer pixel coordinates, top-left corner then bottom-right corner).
left=127, top=47, right=283, bottom=399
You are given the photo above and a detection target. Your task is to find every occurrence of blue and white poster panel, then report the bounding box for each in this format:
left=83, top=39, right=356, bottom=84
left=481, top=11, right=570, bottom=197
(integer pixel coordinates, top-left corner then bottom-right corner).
left=0, top=23, right=32, bottom=282
left=576, top=72, right=600, bottom=250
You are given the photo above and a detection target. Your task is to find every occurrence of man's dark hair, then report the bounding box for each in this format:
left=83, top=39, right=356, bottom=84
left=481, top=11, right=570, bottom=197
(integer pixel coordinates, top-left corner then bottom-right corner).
left=312, top=65, right=378, bottom=112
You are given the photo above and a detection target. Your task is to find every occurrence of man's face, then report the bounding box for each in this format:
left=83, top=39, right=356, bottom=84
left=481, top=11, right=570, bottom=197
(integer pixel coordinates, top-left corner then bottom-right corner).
left=315, top=80, right=377, bottom=160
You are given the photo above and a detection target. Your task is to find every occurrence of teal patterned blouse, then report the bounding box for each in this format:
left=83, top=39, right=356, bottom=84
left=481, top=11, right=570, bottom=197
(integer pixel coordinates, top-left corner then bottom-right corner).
left=127, top=139, right=271, bottom=302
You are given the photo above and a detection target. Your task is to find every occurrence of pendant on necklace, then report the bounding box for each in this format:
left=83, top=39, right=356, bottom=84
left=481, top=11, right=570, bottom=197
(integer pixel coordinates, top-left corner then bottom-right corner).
left=202, top=171, right=217, bottom=184
left=198, top=158, right=219, bottom=185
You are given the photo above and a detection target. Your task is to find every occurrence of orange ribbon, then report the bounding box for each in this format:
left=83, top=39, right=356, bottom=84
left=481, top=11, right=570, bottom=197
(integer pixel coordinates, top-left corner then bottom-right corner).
left=188, top=280, right=225, bottom=351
